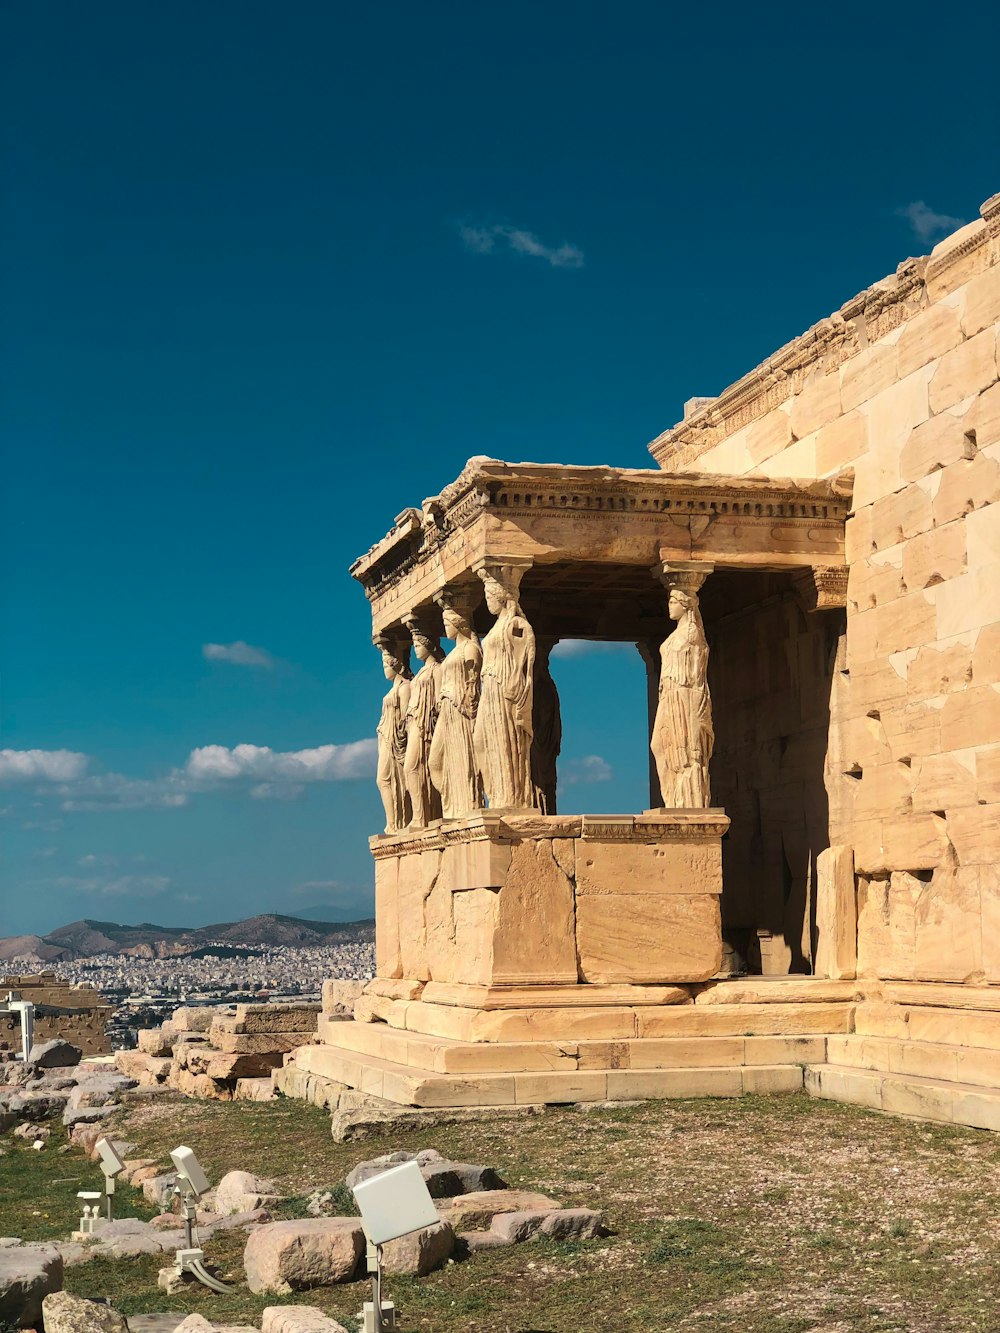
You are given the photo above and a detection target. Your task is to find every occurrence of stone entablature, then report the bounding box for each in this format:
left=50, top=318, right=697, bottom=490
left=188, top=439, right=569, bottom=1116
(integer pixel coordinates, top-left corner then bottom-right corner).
left=371, top=811, right=728, bottom=992
left=352, top=461, right=851, bottom=633
left=648, top=192, right=1000, bottom=472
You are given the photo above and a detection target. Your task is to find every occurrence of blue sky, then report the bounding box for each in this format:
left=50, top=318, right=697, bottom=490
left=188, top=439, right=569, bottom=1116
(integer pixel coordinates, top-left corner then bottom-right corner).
left=1, top=1, right=996, bottom=935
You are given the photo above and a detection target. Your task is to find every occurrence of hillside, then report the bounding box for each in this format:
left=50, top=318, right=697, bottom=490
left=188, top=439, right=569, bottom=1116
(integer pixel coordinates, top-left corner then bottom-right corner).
left=0, top=913, right=375, bottom=962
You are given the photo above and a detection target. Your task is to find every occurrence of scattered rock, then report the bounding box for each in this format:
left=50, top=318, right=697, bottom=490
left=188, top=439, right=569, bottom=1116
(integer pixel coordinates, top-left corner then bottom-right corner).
left=244, top=1218, right=364, bottom=1294
left=27, top=1039, right=82, bottom=1069
left=344, top=1148, right=443, bottom=1190
left=13, top=1123, right=50, bottom=1141
left=490, top=1206, right=604, bottom=1244
left=41, top=1290, right=128, bottom=1331
left=63, top=1105, right=116, bottom=1128
left=215, top=1169, right=276, bottom=1216
left=262, top=1304, right=352, bottom=1332
left=7, top=1091, right=69, bottom=1121
left=143, top=1172, right=179, bottom=1208
left=0, top=1244, right=63, bottom=1328
left=456, top=1229, right=512, bottom=1253
left=438, top=1189, right=560, bottom=1231
left=380, top=1220, right=454, bottom=1276
left=421, top=1160, right=507, bottom=1197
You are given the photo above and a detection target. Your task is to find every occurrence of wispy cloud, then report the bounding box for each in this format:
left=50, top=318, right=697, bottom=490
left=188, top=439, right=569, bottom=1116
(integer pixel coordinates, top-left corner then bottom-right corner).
left=551, top=640, right=632, bottom=661
left=203, top=640, right=275, bottom=669
left=0, top=749, right=89, bottom=782
left=897, top=201, right=967, bottom=244
left=49, top=873, right=171, bottom=898
left=459, top=222, right=584, bottom=269
left=56, top=772, right=191, bottom=812
left=562, top=754, right=613, bottom=786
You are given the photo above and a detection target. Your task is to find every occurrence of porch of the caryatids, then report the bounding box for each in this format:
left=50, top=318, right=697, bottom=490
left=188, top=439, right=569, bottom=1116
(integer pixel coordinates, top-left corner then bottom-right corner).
left=650, top=561, right=715, bottom=809
left=473, top=557, right=538, bottom=812
left=427, top=584, right=484, bottom=819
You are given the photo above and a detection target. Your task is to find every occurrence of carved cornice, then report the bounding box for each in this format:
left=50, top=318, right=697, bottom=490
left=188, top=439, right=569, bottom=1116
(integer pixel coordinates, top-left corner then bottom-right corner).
left=649, top=195, right=1000, bottom=469
left=351, top=460, right=852, bottom=610
left=793, top=565, right=849, bottom=613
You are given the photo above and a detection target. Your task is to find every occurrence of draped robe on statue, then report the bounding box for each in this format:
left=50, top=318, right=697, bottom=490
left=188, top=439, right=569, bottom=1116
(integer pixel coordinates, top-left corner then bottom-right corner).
left=404, top=659, right=441, bottom=827
left=475, top=609, right=536, bottom=809
left=651, top=616, right=714, bottom=808
left=429, top=645, right=482, bottom=818
left=376, top=680, right=409, bottom=831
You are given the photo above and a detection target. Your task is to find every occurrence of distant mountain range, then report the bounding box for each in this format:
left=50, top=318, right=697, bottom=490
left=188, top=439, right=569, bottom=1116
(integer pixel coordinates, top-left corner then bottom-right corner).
left=0, top=914, right=375, bottom=964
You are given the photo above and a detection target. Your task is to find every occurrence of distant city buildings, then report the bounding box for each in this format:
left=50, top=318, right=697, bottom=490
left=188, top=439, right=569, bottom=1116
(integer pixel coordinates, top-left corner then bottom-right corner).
left=3, top=941, right=375, bottom=1050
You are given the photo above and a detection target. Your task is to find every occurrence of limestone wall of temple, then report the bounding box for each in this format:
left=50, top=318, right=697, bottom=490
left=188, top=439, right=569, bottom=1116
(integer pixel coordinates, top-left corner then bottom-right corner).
left=651, top=195, right=1000, bottom=984
left=1, top=971, right=112, bottom=1055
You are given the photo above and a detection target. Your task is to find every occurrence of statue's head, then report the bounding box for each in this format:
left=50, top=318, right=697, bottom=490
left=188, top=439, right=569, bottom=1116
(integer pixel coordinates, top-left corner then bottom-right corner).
left=481, top=573, right=507, bottom=616
left=380, top=648, right=404, bottom=681
left=668, top=588, right=692, bottom=621
left=434, top=587, right=477, bottom=642
left=411, top=630, right=443, bottom=664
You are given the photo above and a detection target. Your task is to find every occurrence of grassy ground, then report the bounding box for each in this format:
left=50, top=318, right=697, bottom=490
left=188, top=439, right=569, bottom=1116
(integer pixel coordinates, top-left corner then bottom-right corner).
left=6, top=1091, right=1000, bottom=1332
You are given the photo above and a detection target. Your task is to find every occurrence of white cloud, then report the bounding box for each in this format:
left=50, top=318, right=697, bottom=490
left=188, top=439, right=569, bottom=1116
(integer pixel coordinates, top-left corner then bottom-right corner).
left=56, top=773, right=190, bottom=812
left=250, top=782, right=305, bottom=801
left=459, top=222, right=584, bottom=269
left=186, top=740, right=376, bottom=784
left=562, top=754, right=613, bottom=786
left=0, top=749, right=89, bottom=783
left=898, top=201, right=967, bottom=244
left=202, top=640, right=275, bottom=669
left=551, top=640, right=632, bottom=660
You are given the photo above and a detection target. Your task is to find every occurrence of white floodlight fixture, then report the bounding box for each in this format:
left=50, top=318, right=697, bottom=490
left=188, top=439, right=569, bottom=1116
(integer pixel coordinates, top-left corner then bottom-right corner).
left=170, top=1144, right=211, bottom=1200
left=352, top=1161, right=440, bottom=1333
left=167, top=1144, right=232, bottom=1295
left=95, top=1137, right=126, bottom=1219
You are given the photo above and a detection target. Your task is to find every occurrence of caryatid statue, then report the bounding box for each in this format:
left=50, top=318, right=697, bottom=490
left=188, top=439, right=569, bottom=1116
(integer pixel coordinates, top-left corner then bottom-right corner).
left=374, top=633, right=412, bottom=833
left=402, top=610, right=444, bottom=828
left=531, top=636, right=561, bottom=815
left=428, top=586, right=484, bottom=819
left=650, top=565, right=714, bottom=808
left=473, top=559, right=537, bottom=811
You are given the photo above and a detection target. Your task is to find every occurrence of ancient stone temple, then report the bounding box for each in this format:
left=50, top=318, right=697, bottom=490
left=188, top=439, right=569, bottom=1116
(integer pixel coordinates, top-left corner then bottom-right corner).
left=292, top=195, right=1000, bottom=1128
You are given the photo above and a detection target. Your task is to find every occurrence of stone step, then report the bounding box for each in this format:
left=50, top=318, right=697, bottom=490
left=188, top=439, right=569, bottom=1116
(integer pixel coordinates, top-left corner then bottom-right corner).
left=855, top=1002, right=1000, bottom=1051
left=294, top=1042, right=804, bottom=1108
left=806, top=1063, right=1000, bottom=1131
left=371, top=998, right=854, bottom=1044
left=317, top=1015, right=826, bottom=1074
left=827, top=1034, right=1000, bottom=1090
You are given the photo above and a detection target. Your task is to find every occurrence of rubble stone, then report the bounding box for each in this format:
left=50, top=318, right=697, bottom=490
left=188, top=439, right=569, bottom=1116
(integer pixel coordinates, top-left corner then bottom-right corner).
left=243, top=1219, right=364, bottom=1294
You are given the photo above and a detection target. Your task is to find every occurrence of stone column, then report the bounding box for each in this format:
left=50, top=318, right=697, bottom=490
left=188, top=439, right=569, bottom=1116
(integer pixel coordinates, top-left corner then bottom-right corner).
left=531, top=636, right=562, bottom=815
left=650, top=561, right=715, bottom=809
left=428, top=584, right=484, bottom=820
left=402, top=609, right=445, bottom=828
left=473, top=557, right=538, bottom=811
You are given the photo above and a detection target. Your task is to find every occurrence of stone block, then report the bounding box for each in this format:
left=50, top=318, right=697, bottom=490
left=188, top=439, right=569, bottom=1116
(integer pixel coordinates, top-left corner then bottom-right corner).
left=576, top=893, right=721, bottom=984
left=856, top=365, right=934, bottom=505
left=137, top=1027, right=172, bottom=1056
left=0, top=1245, right=63, bottom=1329
left=939, top=685, right=1000, bottom=752
left=906, top=637, right=973, bottom=697
left=575, top=839, right=721, bottom=896
left=374, top=855, right=402, bottom=980
left=450, top=889, right=498, bottom=988
left=230, top=1005, right=321, bottom=1034
left=741, top=1064, right=804, bottom=1094
left=41, top=1292, right=128, bottom=1332
left=973, top=621, right=1000, bottom=683
left=380, top=1221, right=454, bottom=1276
left=171, top=1007, right=216, bottom=1033
left=322, top=980, right=367, bottom=1015
left=901, top=521, right=967, bottom=590
left=262, top=1308, right=351, bottom=1333
left=871, top=483, right=934, bottom=547
left=841, top=343, right=899, bottom=412
left=910, top=753, right=978, bottom=812
left=210, top=1029, right=308, bottom=1055
left=880, top=814, right=951, bottom=871
left=878, top=701, right=941, bottom=761
left=949, top=804, right=1000, bottom=866
left=929, top=327, right=998, bottom=414
left=965, top=499, right=1000, bottom=567
left=491, top=839, right=577, bottom=986
left=438, top=838, right=512, bottom=890
left=932, top=452, right=1000, bottom=527
left=765, top=432, right=817, bottom=478
left=816, top=410, right=868, bottom=475
left=243, top=1219, right=364, bottom=1294
left=745, top=405, right=793, bottom=464
left=977, top=745, right=1000, bottom=804
left=216, top=1169, right=276, bottom=1216
left=901, top=412, right=977, bottom=483
left=935, top=565, right=1000, bottom=638
left=814, top=846, right=856, bottom=980
left=27, top=1039, right=82, bottom=1069
left=897, top=303, right=963, bottom=378
left=790, top=370, right=842, bottom=438
left=437, top=1190, right=559, bottom=1231
left=969, top=381, right=1000, bottom=449
left=960, top=265, right=1000, bottom=338
left=397, top=850, right=438, bottom=982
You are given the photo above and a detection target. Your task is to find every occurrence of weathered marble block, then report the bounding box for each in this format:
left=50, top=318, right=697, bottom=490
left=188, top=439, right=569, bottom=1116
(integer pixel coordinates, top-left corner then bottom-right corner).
left=369, top=810, right=728, bottom=991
